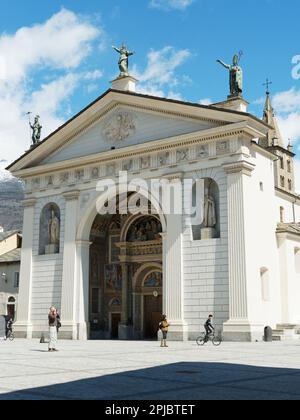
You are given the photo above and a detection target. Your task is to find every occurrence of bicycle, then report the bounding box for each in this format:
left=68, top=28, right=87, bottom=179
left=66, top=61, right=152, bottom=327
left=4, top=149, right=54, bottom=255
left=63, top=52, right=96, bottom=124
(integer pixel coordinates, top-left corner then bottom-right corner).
left=5, top=330, right=15, bottom=342
left=196, top=332, right=222, bottom=346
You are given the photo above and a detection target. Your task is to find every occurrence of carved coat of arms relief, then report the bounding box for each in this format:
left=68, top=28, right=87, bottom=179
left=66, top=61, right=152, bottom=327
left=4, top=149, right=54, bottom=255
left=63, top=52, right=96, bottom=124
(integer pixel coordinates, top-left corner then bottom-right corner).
left=103, top=112, right=137, bottom=143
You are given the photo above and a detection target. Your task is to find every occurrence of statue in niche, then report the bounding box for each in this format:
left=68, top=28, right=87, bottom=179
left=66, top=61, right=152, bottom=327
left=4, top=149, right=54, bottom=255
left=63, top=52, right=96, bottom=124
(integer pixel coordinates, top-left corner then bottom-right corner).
left=217, top=52, right=243, bottom=98
left=203, top=189, right=217, bottom=228
left=48, top=209, right=60, bottom=246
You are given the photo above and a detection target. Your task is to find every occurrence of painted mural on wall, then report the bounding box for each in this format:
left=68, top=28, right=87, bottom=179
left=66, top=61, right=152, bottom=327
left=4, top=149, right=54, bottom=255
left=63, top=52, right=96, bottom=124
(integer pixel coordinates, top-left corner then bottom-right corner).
left=127, top=217, right=162, bottom=242
left=105, top=264, right=122, bottom=292
left=144, top=271, right=162, bottom=288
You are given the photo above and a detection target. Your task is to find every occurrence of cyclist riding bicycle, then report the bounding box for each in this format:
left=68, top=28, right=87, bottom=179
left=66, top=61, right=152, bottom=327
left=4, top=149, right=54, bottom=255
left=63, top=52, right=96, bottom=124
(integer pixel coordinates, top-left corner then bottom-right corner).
left=204, top=315, right=215, bottom=341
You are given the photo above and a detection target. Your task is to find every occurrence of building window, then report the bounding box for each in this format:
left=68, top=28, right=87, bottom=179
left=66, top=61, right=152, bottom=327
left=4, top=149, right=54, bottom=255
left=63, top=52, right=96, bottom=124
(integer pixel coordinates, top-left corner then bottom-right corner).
left=288, top=179, right=292, bottom=191
left=92, top=288, right=99, bottom=314
left=295, top=248, right=300, bottom=274
left=14, top=272, right=20, bottom=288
left=280, top=207, right=285, bottom=223
left=260, top=267, right=270, bottom=302
left=280, top=176, right=285, bottom=188
left=280, top=157, right=284, bottom=170
left=287, top=160, right=292, bottom=173
left=259, top=182, right=264, bottom=191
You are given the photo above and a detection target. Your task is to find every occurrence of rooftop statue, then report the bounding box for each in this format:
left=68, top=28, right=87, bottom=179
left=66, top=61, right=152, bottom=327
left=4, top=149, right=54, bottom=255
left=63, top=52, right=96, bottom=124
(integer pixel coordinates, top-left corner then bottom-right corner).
left=217, top=52, right=243, bottom=98
left=29, top=115, right=42, bottom=146
left=112, top=44, right=135, bottom=77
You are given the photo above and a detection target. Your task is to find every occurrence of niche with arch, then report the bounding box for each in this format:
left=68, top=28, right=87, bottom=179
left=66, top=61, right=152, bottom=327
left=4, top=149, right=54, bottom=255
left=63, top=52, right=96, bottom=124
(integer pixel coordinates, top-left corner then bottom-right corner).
left=39, top=203, right=61, bottom=255
left=192, top=178, right=220, bottom=240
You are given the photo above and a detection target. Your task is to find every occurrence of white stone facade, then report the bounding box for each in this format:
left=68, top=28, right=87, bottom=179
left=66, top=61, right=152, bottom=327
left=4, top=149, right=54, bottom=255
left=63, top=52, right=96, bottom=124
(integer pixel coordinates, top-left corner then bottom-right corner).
left=8, top=86, right=300, bottom=341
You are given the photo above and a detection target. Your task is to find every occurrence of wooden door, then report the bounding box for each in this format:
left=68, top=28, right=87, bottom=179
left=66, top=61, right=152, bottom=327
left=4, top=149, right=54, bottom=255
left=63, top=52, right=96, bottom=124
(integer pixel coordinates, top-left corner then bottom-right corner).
left=111, top=313, right=121, bottom=339
left=144, top=295, right=162, bottom=339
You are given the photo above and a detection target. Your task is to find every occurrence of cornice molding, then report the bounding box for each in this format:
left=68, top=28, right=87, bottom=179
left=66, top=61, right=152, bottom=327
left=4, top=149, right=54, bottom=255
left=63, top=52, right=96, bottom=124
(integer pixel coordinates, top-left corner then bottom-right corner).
left=222, top=161, right=256, bottom=176
left=12, top=121, right=256, bottom=178
left=63, top=190, right=81, bottom=201
left=22, top=198, right=37, bottom=208
left=76, top=240, right=93, bottom=248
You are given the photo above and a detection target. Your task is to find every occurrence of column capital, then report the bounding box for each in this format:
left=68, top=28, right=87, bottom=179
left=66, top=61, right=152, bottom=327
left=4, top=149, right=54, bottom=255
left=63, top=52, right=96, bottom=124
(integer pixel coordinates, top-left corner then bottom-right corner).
left=76, top=240, right=92, bottom=248
left=159, top=232, right=167, bottom=240
left=162, top=172, right=184, bottom=181
left=22, top=198, right=37, bottom=208
left=63, top=190, right=80, bottom=201
left=222, top=160, right=256, bottom=176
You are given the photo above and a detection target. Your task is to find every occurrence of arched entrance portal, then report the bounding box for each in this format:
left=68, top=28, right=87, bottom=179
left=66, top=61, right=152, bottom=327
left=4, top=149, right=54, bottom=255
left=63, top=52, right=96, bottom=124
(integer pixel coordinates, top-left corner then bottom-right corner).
left=89, top=196, right=163, bottom=340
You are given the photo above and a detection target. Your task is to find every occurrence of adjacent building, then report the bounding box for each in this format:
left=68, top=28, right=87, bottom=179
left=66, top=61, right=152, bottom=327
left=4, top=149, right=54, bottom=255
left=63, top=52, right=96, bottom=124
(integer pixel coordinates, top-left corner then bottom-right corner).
left=0, top=229, right=21, bottom=319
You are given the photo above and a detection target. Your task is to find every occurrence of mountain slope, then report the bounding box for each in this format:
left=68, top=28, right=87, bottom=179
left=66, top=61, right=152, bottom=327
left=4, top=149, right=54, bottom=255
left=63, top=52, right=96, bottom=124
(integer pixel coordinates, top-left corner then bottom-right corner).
left=0, top=170, right=24, bottom=231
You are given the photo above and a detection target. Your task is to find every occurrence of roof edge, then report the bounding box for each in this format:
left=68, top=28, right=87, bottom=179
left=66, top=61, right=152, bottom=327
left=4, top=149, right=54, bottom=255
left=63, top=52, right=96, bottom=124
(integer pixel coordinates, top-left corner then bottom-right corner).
left=7, top=89, right=272, bottom=172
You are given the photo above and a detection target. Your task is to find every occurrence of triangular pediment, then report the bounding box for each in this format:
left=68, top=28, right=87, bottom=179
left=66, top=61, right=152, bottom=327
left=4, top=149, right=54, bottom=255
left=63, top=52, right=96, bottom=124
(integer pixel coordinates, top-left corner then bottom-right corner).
left=8, top=89, right=268, bottom=172
left=41, top=105, right=224, bottom=165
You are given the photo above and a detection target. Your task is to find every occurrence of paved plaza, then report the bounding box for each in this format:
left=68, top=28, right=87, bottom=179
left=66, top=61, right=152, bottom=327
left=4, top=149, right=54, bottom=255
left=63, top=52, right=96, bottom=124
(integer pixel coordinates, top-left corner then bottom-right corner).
left=1, top=339, right=300, bottom=400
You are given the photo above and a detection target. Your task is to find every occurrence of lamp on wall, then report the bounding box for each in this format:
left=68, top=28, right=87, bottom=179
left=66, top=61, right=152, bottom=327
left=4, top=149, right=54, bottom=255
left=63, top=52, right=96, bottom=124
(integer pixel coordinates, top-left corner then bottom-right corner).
left=1, top=272, right=7, bottom=283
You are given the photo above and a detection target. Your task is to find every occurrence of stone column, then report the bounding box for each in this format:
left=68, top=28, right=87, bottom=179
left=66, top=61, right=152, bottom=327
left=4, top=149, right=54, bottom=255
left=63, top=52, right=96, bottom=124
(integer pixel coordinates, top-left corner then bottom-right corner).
left=162, top=213, right=188, bottom=341
left=222, top=161, right=257, bottom=341
left=121, top=263, right=128, bottom=324
left=119, top=263, right=133, bottom=339
left=14, top=198, right=36, bottom=339
left=75, top=240, right=92, bottom=340
left=60, top=191, right=80, bottom=340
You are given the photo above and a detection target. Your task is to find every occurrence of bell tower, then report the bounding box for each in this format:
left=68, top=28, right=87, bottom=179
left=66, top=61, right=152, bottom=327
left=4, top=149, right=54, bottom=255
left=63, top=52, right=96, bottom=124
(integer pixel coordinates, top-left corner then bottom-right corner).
left=259, top=82, right=296, bottom=194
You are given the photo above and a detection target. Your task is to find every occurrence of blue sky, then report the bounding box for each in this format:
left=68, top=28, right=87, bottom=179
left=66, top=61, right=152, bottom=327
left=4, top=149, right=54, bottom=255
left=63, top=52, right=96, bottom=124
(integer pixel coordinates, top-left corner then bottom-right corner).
left=0, top=0, right=299, bottom=183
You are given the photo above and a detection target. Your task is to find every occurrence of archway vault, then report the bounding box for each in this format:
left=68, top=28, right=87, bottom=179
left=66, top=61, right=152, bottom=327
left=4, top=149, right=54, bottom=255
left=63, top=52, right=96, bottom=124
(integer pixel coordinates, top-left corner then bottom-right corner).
left=77, top=185, right=167, bottom=242
left=86, top=189, right=165, bottom=341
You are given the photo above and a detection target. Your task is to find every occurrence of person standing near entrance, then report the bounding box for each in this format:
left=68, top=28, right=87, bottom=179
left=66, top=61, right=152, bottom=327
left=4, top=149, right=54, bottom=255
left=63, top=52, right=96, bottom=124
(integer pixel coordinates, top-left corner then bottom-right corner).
left=5, top=318, right=13, bottom=340
left=48, top=307, right=59, bottom=352
left=159, top=315, right=170, bottom=348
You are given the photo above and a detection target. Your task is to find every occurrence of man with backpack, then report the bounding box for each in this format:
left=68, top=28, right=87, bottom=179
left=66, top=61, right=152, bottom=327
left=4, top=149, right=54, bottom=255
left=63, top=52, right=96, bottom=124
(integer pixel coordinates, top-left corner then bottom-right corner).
left=159, top=315, right=170, bottom=348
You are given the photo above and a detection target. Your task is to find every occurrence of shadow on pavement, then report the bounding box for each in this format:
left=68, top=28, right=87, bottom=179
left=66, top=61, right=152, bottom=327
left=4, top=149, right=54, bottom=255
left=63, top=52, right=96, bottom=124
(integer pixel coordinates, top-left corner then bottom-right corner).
left=1, top=361, right=300, bottom=400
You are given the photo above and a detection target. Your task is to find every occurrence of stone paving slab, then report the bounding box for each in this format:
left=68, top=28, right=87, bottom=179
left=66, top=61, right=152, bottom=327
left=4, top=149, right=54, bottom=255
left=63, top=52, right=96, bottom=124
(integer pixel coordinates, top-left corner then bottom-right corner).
left=1, top=339, right=300, bottom=400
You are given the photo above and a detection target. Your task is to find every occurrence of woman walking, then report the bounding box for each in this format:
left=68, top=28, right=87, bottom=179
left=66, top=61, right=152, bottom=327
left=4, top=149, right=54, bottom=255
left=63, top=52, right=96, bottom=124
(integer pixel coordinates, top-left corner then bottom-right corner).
left=159, top=315, right=170, bottom=348
left=48, top=307, right=58, bottom=352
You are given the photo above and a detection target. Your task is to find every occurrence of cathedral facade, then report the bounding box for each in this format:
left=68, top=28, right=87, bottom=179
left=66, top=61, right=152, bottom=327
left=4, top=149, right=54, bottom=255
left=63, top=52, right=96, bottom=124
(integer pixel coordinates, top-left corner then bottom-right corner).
left=8, top=74, right=300, bottom=342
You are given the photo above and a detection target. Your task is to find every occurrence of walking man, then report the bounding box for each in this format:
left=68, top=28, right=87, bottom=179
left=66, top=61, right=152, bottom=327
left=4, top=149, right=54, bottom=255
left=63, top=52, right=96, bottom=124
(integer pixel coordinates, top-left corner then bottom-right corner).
left=48, top=307, right=59, bottom=352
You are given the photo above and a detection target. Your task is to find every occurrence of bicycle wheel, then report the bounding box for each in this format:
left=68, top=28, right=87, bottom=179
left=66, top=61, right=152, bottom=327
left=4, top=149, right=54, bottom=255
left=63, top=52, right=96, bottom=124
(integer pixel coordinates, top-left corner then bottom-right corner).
left=196, top=334, right=206, bottom=346
left=212, top=336, right=222, bottom=346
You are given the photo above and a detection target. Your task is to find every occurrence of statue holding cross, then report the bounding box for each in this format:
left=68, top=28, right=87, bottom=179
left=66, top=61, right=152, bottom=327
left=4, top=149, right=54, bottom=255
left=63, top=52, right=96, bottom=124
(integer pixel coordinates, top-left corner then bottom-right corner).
left=112, top=44, right=135, bottom=78
left=217, top=52, right=243, bottom=98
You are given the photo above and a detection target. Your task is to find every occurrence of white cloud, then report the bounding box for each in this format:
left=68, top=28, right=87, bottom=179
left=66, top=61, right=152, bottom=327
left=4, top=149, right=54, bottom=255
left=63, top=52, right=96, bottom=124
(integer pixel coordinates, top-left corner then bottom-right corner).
left=199, top=98, right=212, bottom=106
left=273, top=88, right=300, bottom=114
left=150, top=0, right=194, bottom=11
left=133, top=46, right=191, bottom=99
left=83, top=70, right=103, bottom=81
left=0, top=9, right=100, bottom=85
left=272, top=88, right=300, bottom=145
left=0, top=9, right=103, bottom=169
